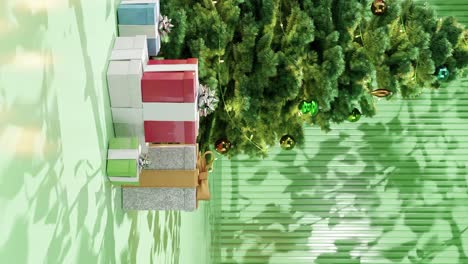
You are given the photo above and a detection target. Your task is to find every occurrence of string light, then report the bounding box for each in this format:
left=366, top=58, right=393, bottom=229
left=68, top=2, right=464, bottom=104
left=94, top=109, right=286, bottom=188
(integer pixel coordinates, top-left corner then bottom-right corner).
left=216, top=26, right=266, bottom=153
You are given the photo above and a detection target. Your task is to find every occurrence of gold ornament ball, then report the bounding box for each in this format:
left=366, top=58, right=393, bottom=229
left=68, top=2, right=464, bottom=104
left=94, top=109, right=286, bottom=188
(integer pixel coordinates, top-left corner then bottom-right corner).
left=371, top=0, right=387, bottom=16
left=280, top=135, right=296, bottom=150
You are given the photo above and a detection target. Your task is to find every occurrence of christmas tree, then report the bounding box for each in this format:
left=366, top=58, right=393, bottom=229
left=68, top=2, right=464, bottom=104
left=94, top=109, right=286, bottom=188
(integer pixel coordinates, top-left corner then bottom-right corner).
left=160, top=0, right=468, bottom=157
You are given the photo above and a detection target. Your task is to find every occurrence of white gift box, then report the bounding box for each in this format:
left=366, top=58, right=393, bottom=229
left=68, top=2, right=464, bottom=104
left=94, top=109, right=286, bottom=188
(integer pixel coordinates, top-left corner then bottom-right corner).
left=111, top=107, right=146, bottom=151
left=110, top=35, right=149, bottom=65
left=147, top=37, right=160, bottom=56
left=113, top=123, right=146, bottom=154
left=118, top=24, right=158, bottom=38
left=111, top=107, right=143, bottom=124
left=107, top=59, right=143, bottom=108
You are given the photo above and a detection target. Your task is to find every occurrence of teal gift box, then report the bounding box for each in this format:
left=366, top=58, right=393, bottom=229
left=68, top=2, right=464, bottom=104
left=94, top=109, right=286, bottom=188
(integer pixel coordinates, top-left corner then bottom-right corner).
left=117, top=1, right=159, bottom=26
left=106, top=137, right=141, bottom=186
left=117, top=0, right=161, bottom=56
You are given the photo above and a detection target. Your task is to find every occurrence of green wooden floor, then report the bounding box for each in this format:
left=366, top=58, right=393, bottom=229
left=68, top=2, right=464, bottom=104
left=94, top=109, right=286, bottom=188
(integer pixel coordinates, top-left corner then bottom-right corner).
left=0, top=0, right=211, bottom=263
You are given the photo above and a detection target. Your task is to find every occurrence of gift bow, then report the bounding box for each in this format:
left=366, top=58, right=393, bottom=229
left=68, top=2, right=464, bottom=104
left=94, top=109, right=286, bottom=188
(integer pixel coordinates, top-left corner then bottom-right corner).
left=196, top=151, right=214, bottom=202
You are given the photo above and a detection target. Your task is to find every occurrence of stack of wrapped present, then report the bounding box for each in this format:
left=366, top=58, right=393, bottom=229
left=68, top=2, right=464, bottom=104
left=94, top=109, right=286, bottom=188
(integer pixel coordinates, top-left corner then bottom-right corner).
left=117, top=0, right=161, bottom=56
left=107, top=35, right=148, bottom=148
left=115, top=144, right=213, bottom=211
left=106, top=137, right=141, bottom=186
left=107, top=2, right=209, bottom=210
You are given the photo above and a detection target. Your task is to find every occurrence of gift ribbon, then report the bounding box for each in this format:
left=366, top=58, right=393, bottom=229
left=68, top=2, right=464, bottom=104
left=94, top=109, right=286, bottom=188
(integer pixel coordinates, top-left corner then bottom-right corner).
left=196, top=151, right=214, bottom=202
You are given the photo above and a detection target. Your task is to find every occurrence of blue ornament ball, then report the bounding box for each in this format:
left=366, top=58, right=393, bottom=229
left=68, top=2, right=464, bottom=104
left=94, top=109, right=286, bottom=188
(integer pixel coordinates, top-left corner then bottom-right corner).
left=436, top=66, right=449, bottom=81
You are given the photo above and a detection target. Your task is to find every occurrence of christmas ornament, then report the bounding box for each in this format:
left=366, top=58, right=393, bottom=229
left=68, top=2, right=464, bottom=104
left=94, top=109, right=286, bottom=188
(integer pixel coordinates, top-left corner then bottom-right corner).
left=215, top=138, right=231, bottom=154
left=371, top=0, right=387, bottom=16
left=347, top=108, right=361, bottom=122
left=370, top=88, right=392, bottom=98
left=298, top=100, right=319, bottom=116
left=280, top=135, right=296, bottom=150
left=158, top=15, right=174, bottom=38
left=435, top=66, right=449, bottom=81
left=198, top=84, right=219, bottom=117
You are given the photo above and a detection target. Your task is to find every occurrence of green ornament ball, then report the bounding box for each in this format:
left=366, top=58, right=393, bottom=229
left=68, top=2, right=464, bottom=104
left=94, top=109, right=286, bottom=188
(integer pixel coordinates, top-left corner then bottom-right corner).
left=347, top=108, right=361, bottom=122
left=280, top=135, right=296, bottom=150
left=436, top=66, right=449, bottom=81
left=298, top=100, right=319, bottom=116
left=299, top=101, right=310, bottom=114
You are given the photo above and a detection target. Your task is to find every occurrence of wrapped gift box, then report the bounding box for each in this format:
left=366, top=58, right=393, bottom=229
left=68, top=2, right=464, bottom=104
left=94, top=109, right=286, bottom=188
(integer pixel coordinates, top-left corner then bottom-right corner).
left=146, top=144, right=197, bottom=170
left=146, top=38, right=160, bottom=57
left=106, top=137, right=141, bottom=185
left=144, top=121, right=198, bottom=144
left=118, top=28, right=160, bottom=56
left=122, top=150, right=214, bottom=211
left=111, top=107, right=143, bottom=124
left=141, top=71, right=197, bottom=103
left=110, top=35, right=149, bottom=66
left=122, top=187, right=196, bottom=211
left=117, top=1, right=159, bottom=25
left=112, top=108, right=145, bottom=152
left=107, top=60, right=143, bottom=108
left=117, top=0, right=160, bottom=56
left=114, top=123, right=146, bottom=153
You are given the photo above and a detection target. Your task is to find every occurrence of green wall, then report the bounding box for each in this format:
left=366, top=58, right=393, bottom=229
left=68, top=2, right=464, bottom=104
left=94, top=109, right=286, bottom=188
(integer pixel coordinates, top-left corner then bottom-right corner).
left=211, top=1, right=468, bottom=263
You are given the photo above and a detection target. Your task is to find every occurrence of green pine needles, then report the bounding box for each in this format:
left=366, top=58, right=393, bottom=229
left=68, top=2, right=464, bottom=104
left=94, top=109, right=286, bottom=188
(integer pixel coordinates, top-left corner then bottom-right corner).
left=160, top=0, right=468, bottom=157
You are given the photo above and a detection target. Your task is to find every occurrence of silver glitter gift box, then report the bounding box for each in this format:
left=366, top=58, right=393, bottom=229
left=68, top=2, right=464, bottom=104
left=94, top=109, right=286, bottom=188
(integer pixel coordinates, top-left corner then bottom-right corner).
left=122, top=187, right=196, bottom=211
left=145, top=144, right=197, bottom=170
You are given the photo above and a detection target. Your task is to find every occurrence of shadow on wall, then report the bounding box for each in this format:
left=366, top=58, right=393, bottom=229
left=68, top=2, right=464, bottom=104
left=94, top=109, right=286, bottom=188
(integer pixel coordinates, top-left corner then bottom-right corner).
left=221, top=82, right=468, bottom=263
left=0, top=0, right=117, bottom=262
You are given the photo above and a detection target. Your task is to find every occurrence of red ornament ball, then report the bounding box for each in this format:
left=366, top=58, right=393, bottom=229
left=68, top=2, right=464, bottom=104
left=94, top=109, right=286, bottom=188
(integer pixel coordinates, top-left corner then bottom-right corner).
left=215, top=138, right=232, bottom=154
